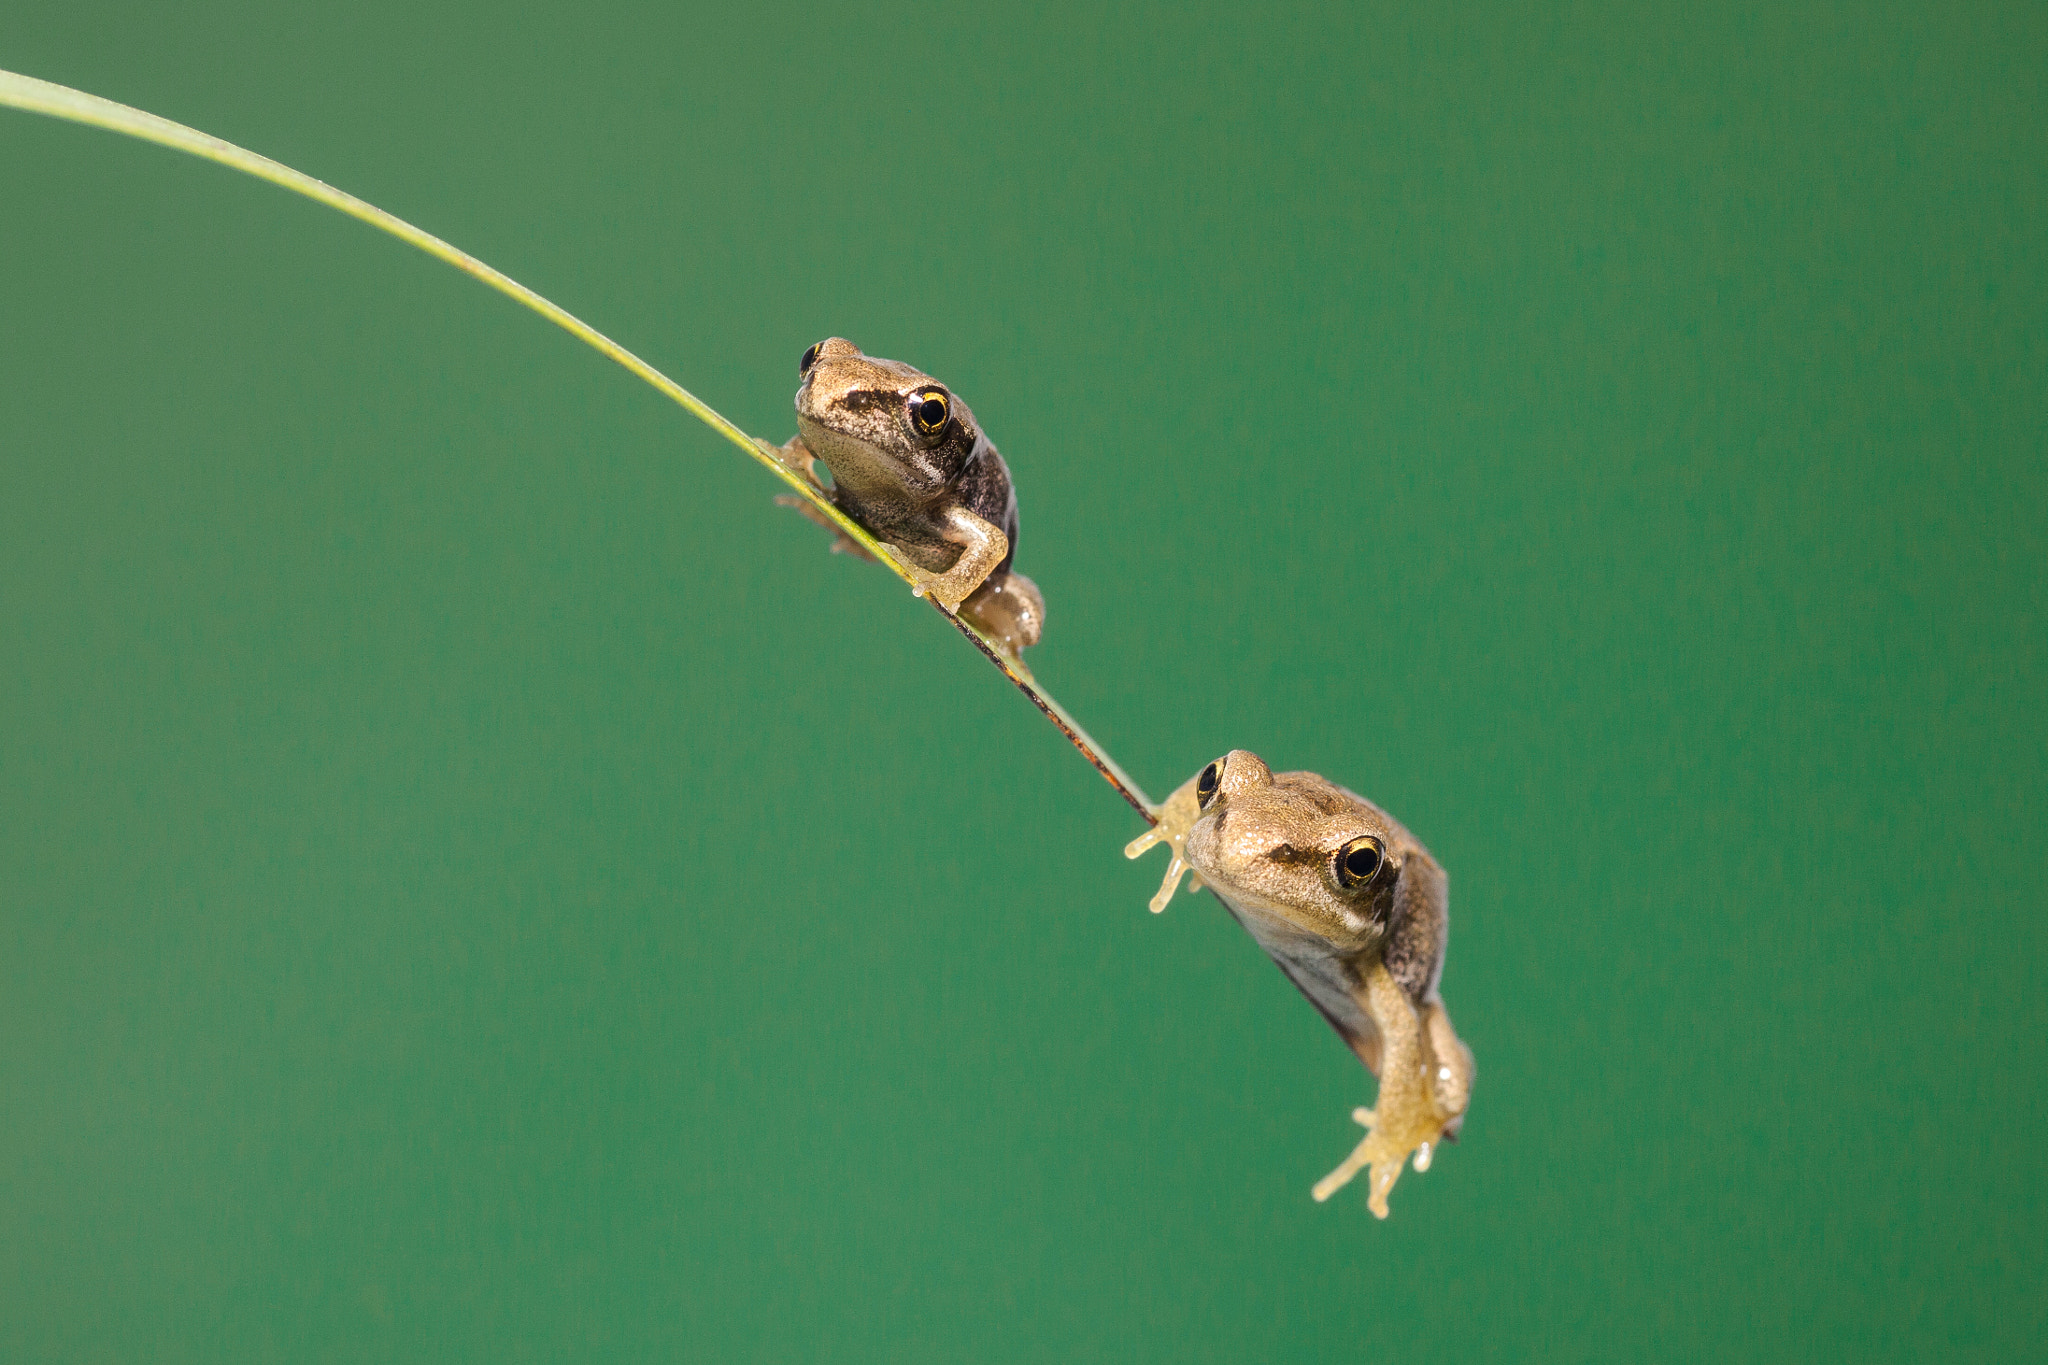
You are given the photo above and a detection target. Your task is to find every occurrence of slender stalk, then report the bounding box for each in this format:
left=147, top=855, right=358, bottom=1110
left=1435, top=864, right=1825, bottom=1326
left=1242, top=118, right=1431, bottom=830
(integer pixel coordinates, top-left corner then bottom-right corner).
left=1, top=69, right=1154, bottom=820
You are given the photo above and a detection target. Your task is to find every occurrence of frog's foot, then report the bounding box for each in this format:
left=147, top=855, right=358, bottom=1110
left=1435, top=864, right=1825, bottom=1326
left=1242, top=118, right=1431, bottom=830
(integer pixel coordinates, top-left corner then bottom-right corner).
left=1122, top=775, right=1206, bottom=912
left=902, top=542, right=1009, bottom=614
left=903, top=560, right=976, bottom=613
left=906, top=505, right=1010, bottom=612
left=1311, top=1100, right=1448, bottom=1219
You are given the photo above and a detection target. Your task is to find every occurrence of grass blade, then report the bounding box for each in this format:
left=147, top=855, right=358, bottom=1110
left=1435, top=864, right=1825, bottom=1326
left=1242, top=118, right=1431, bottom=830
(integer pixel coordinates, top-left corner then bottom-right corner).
left=1, top=68, right=1154, bottom=819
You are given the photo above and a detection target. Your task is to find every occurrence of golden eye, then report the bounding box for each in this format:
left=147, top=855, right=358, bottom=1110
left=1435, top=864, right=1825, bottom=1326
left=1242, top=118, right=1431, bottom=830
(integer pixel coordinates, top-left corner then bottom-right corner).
left=910, top=389, right=950, bottom=435
left=799, top=341, right=824, bottom=376
left=1195, top=760, right=1223, bottom=808
left=1334, top=835, right=1387, bottom=889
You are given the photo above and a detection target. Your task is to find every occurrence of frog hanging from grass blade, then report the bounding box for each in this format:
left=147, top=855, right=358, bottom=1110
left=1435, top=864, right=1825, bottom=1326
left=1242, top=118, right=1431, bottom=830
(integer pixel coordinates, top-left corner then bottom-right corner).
left=1129, top=750, right=1475, bottom=1218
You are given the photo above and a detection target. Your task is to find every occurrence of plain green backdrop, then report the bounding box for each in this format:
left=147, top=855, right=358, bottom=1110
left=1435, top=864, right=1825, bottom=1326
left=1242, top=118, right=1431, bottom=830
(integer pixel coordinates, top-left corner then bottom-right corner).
left=3, top=2, right=2042, bottom=1360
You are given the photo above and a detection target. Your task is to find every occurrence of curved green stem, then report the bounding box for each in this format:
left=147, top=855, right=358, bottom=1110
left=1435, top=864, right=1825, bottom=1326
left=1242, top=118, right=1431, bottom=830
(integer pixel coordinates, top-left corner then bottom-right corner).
left=0, top=69, right=1154, bottom=820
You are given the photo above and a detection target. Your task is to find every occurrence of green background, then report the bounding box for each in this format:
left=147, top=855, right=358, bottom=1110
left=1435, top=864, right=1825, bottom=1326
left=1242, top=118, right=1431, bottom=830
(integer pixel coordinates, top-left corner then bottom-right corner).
left=4, top=3, right=2042, bottom=1359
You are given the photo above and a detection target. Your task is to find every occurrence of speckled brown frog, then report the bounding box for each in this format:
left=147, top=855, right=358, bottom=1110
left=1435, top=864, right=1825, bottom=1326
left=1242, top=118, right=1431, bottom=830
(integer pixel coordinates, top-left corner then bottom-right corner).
left=771, top=338, right=1045, bottom=659
left=1127, top=749, right=1475, bottom=1217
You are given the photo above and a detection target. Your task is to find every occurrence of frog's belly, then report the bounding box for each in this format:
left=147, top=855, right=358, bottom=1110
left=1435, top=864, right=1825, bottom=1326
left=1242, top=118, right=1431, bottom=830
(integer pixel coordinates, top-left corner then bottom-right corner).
left=1212, top=889, right=1384, bottom=1075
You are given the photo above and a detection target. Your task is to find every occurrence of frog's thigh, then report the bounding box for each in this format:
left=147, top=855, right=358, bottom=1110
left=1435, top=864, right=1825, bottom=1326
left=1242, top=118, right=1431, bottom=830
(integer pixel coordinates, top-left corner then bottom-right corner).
left=1421, top=1000, right=1474, bottom=1127
left=961, top=569, right=1045, bottom=657
left=915, top=505, right=1009, bottom=611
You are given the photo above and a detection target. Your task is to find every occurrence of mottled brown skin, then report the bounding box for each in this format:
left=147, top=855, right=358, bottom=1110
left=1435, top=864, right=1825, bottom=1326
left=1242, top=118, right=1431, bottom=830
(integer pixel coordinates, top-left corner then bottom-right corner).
left=1127, top=750, right=1474, bottom=1217
left=775, top=338, right=1044, bottom=657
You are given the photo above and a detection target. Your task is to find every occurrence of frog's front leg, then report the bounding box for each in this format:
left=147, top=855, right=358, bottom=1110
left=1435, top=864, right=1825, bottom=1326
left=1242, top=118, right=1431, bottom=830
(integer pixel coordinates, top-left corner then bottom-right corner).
left=758, top=434, right=820, bottom=483
left=765, top=436, right=878, bottom=563
left=904, top=504, right=1009, bottom=613
left=774, top=493, right=880, bottom=562
left=1312, top=960, right=1464, bottom=1218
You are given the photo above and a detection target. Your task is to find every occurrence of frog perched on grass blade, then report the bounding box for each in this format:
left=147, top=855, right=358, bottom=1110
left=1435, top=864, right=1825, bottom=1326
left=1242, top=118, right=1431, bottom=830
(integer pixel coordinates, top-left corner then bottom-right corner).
left=772, top=337, right=1046, bottom=659
left=1126, top=750, right=1475, bottom=1218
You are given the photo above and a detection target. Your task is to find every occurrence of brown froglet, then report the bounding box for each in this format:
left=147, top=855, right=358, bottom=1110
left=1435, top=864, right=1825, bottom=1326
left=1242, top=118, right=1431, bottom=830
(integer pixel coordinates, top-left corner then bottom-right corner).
left=1125, top=750, right=1474, bottom=1218
left=771, top=338, right=1045, bottom=659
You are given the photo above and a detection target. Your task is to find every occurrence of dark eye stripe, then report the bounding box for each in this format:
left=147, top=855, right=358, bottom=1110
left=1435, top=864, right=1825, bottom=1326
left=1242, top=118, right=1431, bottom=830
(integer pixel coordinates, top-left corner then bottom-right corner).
left=833, top=389, right=905, bottom=414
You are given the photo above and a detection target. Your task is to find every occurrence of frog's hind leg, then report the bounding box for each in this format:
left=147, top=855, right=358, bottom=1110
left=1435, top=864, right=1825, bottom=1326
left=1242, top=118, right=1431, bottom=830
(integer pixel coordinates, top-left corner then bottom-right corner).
left=960, top=569, right=1046, bottom=661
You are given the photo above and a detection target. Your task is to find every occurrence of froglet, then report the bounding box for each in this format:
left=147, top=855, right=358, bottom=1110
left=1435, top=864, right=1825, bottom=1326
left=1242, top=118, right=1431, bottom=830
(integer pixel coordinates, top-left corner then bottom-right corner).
left=769, top=338, right=1045, bottom=659
left=1126, top=750, right=1475, bottom=1218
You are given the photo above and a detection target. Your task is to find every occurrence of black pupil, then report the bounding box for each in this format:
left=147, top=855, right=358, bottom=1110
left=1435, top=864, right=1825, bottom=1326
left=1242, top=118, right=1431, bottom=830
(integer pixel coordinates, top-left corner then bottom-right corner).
left=1198, top=763, right=1219, bottom=798
left=800, top=344, right=820, bottom=375
left=1346, top=846, right=1381, bottom=880
left=918, top=397, right=946, bottom=428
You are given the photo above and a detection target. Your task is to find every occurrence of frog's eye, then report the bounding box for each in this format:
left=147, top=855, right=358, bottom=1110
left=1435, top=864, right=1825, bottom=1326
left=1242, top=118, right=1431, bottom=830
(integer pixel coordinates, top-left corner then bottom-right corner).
left=909, top=389, right=950, bottom=435
left=799, top=342, right=824, bottom=377
left=1334, top=835, right=1387, bottom=889
left=1195, top=760, right=1223, bottom=808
